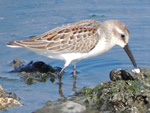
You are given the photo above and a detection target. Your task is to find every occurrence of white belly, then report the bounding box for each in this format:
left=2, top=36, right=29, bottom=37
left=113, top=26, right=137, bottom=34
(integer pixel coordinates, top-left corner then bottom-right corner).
left=59, top=39, right=114, bottom=62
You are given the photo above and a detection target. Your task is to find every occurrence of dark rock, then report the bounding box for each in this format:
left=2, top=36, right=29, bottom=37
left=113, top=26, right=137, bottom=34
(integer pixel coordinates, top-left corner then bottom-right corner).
left=32, top=61, right=55, bottom=73
left=90, top=14, right=106, bottom=18
left=91, top=14, right=98, bottom=17
left=9, top=59, right=60, bottom=84
left=110, top=69, right=135, bottom=81
left=10, top=59, right=55, bottom=73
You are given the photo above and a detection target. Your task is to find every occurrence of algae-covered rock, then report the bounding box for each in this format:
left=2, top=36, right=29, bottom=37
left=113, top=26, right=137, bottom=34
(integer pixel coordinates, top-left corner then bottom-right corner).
left=78, top=68, right=150, bottom=113
left=34, top=68, right=150, bottom=113
left=0, top=84, right=21, bottom=110
left=9, top=59, right=60, bottom=84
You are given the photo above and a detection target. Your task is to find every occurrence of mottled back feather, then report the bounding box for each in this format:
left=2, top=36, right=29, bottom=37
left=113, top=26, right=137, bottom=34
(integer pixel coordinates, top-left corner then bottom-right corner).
left=8, top=20, right=101, bottom=53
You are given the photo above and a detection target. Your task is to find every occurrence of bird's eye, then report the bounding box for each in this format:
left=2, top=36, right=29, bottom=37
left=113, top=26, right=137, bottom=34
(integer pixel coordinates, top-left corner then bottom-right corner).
left=121, top=34, right=125, bottom=38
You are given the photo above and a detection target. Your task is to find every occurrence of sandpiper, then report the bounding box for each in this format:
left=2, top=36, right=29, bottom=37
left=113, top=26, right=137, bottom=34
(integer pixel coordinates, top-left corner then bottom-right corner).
left=7, top=19, right=137, bottom=83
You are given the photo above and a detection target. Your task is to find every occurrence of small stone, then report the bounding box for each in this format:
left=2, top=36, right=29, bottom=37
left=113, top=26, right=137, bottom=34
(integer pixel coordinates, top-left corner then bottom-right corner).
left=11, top=58, right=24, bottom=69
left=91, top=14, right=97, bottom=17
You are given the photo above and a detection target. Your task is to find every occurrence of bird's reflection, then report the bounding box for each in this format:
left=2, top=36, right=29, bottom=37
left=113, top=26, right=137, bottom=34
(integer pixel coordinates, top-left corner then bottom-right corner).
left=72, top=75, right=77, bottom=92
left=58, top=75, right=77, bottom=99
left=58, top=83, right=67, bottom=100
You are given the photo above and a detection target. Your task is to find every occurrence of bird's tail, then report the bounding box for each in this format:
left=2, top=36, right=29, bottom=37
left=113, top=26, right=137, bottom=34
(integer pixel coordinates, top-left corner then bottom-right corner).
left=7, top=41, right=22, bottom=48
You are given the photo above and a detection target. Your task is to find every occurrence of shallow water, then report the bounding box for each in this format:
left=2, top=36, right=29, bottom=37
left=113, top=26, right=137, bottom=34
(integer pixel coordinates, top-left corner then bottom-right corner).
left=0, top=0, right=150, bottom=112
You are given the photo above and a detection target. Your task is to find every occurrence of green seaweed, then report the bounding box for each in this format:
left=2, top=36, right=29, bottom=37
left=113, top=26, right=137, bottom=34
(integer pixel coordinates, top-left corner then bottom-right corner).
left=80, top=73, right=150, bottom=112
left=26, top=77, right=33, bottom=85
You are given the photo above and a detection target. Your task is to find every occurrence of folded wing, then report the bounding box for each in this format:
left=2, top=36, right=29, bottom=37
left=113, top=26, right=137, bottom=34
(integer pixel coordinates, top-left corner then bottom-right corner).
left=7, top=20, right=101, bottom=53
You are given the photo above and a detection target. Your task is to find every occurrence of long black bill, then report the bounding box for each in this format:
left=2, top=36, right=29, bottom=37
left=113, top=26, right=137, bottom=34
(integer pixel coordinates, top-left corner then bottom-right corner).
left=123, top=44, right=137, bottom=68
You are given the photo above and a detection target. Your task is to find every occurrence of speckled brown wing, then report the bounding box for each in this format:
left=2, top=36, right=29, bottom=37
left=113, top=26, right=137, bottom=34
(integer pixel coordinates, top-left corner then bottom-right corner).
left=8, top=20, right=101, bottom=53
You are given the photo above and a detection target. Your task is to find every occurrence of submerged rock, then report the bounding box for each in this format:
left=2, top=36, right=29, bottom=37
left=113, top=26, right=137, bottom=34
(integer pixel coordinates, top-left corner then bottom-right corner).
left=35, top=68, right=150, bottom=113
left=34, top=101, right=87, bottom=113
left=0, top=84, right=21, bottom=110
left=9, top=59, right=60, bottom=84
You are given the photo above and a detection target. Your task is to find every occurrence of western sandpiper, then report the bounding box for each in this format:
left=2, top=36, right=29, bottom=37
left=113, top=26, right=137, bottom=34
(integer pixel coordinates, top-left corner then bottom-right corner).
left=7, top=20, right=137, bottom=83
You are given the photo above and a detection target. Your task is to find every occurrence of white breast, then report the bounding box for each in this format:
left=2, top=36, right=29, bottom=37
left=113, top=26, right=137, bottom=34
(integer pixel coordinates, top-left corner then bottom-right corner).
left=59, top=38, right=114, bottom=63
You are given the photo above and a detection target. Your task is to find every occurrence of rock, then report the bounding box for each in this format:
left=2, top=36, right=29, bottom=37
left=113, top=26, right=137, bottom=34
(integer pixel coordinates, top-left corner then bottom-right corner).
left=90, top=14, right=106, bottom=18
left=78, top=68, right=150, bottom=113
left=61, top=101, right=86, bottom=113
left=9, top=59, right=60, bottom=84
left=10, top=59, right=56, bottom=73
left=11, top=58, right=25, bottom=69
left=110, top=69, right=135, bottom=81
left=34, top=68, right=150, bottom=113
left=110, top=68, right=148, bottom=81
left=0, top=84, right=21, bottom=110
left=34, top=101, right=86, bottom=113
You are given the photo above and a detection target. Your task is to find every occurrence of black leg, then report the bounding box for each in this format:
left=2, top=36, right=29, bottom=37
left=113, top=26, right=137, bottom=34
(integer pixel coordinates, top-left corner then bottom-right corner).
left=58, top=61, right=71, bottom=84
left=58, top=67, right=66, bottom=84
left=73, top=63, right=77, bottom=78
left=72, top=63, right=77, bottom=92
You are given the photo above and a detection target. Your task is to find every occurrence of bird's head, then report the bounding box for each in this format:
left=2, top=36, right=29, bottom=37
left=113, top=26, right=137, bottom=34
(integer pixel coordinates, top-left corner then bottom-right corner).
left=104, top=20, right=137, bottom=68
